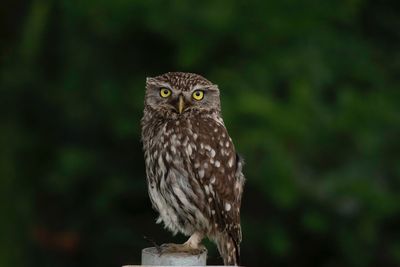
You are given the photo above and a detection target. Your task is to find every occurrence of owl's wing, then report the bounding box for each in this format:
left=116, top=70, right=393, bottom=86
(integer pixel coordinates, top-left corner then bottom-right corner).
left=192, top=118, right=245, bottom=244
left=212, top=151, right=245, bottom=240
left=209, top=128, right=245, bottom=265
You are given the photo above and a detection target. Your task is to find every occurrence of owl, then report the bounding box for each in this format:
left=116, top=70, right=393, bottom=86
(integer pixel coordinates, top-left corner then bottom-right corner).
left=141, top=72, right=245, bottom=266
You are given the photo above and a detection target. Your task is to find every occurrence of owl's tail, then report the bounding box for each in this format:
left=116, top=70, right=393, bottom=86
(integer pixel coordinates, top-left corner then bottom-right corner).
left=215, top=232, right=240, bottom=266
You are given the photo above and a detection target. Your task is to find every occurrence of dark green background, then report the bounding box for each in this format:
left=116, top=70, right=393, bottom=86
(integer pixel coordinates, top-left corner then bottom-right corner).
left=1, top=0, right=400, bottom=266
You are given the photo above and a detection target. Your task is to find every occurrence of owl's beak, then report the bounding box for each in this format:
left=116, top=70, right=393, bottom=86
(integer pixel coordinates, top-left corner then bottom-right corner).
left=178, top=95, right=185, bottom=114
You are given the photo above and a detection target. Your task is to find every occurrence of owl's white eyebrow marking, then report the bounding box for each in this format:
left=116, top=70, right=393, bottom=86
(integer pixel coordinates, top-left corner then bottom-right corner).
left=148, top=80, right=172, bottom=89
left=191, top=84, right=209, bottom=91
left=191, top=83, right=218, bottom=91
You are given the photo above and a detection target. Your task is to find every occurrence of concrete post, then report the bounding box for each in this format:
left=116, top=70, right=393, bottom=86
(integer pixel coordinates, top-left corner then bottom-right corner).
left=122, top=247, right=239, bottom=266
left=143, top=247, right=207, bottom=266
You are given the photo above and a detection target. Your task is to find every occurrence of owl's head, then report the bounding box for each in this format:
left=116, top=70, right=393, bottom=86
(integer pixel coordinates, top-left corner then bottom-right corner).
left=144, top=72, right=221, bottom=118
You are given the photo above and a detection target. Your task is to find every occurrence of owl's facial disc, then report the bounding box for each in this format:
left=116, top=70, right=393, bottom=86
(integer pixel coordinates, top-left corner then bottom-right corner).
left=146, top=74, right=221, bottom=116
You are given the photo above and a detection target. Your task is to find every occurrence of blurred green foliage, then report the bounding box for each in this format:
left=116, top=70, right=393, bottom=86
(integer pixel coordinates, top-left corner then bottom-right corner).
left=1, top=0, right=400, bottom=266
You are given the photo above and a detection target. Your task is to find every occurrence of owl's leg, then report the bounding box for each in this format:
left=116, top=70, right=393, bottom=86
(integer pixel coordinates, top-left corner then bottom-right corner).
left=160, top=232, right=205, bottom=255
left=184, top=232, right=205, bottom=250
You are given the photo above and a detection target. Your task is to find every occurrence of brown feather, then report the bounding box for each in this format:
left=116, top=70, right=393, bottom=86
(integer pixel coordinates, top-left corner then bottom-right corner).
left=141, top=72, right=245, bottom=265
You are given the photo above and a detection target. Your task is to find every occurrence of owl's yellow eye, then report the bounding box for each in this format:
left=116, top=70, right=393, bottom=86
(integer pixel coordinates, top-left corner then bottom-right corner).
left=160, top=88, right=172, bottom=98
left=192, top=90, right=204, bottom=101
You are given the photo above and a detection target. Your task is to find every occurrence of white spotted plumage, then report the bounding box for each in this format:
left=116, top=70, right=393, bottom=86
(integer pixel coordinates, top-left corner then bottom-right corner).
left=141, top=72, right=245, bottom=266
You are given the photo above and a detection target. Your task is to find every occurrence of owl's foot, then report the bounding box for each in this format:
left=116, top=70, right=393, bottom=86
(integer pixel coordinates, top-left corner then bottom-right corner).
left=160, top=243, right=206, bottom=255
left=159, top=232, right=205, bottom=255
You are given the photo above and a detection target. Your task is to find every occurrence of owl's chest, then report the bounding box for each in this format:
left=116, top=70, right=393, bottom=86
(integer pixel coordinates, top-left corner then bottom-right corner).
left=154, top=120, right=197, bottom=161
left=144, top=119, right=195, bottom=177
left=144, top=116, right=228, bottom=182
